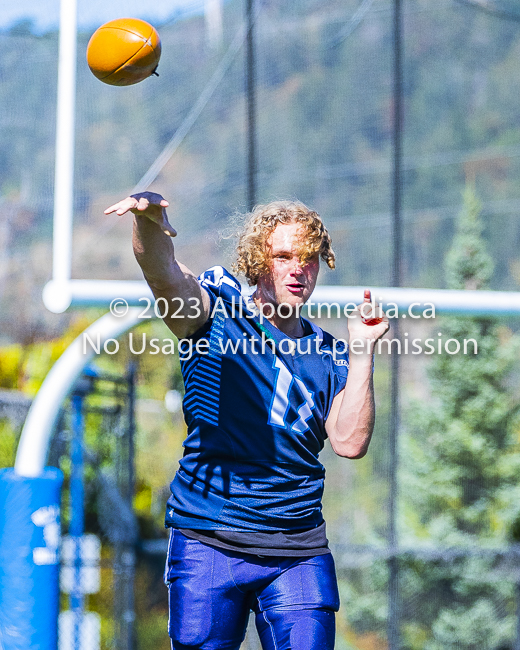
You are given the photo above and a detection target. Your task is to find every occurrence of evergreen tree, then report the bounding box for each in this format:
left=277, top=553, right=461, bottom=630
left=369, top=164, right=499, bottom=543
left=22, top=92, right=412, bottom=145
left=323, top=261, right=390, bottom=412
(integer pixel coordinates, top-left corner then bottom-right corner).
left=400, top=185, right=520, bottom=649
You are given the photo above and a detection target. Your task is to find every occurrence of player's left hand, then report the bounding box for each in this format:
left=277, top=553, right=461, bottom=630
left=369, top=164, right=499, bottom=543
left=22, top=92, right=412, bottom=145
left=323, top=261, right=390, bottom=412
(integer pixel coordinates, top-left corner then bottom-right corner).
left=347, top=289, right=389, bottom=344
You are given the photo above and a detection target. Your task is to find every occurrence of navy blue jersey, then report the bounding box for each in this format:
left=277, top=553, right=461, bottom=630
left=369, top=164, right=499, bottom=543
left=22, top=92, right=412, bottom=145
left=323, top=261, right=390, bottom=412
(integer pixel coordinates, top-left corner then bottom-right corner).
left=166, top=266, right=349, bottom=532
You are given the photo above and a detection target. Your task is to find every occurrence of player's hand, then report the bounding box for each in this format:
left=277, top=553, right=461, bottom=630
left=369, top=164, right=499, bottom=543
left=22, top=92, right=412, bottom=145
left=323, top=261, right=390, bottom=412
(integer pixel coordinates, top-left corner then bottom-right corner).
left=347, top=289, right=389, bottom=344
left=104, top=191, right=177, bottom=237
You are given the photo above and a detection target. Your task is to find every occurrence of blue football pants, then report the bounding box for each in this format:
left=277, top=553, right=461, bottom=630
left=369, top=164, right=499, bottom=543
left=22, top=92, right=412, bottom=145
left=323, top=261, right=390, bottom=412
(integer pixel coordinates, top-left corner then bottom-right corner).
left=165, top=529, right=340, bottom=650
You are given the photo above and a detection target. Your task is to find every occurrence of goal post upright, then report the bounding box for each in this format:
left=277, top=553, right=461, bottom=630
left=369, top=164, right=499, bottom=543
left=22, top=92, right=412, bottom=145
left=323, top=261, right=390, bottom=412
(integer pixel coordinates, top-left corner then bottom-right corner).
left=53, top=0, right=77, bottom=288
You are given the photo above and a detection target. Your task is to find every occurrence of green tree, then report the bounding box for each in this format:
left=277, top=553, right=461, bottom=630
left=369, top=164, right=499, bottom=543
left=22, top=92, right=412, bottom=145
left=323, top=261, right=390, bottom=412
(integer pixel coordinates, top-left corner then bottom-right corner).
left=400, top=185, right=520, bottom=649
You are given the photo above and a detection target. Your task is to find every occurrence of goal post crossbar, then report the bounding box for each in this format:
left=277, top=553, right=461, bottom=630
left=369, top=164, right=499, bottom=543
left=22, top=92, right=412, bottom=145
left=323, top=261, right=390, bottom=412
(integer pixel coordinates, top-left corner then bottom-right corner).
left=42, top=278, right=520, bottom=316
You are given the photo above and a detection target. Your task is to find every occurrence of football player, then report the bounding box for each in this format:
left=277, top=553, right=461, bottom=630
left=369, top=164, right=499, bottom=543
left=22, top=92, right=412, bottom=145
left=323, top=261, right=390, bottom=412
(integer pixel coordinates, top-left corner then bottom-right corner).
left=105, top=192, right=389, bottom=650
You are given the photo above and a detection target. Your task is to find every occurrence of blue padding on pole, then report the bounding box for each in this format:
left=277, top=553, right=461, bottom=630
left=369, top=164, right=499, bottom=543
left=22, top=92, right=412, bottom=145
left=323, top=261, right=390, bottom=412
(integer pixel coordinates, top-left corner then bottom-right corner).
left=0, top=467, right=63, bottom=650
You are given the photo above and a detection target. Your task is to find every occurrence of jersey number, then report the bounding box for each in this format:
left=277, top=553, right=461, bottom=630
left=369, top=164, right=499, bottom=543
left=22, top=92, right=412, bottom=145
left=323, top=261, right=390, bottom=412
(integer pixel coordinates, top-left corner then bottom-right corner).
left=268, top=357, right=315, bottom=433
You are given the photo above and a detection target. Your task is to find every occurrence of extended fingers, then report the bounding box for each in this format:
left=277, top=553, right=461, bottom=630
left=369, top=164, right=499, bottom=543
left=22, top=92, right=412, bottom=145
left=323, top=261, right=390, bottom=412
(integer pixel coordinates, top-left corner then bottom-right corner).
left=105, top=192, right=170, bottom=215
left=359, top=289, right=385, bottom=321
left=104, top=197, right=138, bottom=215
left=105, top=193, right=174, bottom=239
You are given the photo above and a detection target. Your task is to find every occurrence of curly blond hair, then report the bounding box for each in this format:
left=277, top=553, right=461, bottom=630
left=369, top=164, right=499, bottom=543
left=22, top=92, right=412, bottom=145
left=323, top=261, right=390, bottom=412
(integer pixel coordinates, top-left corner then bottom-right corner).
left=232, top=200, right=335, bottom=286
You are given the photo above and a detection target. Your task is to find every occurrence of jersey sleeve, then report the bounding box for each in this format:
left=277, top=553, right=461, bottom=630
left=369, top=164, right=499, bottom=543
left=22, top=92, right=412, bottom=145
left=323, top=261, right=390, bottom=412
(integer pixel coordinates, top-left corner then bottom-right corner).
left=198, top=266, right=242, bottom=309
left=184, top=267, right=243, bottom=341
left=330, top=338, right=349, bottom=397
left=196, top=265, right=246, bottom=333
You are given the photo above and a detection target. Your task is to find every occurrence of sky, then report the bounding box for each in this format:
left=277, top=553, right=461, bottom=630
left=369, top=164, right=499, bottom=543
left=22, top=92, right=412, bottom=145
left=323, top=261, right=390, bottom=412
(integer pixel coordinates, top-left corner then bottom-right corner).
left=0, top=0, right=205, bottom=32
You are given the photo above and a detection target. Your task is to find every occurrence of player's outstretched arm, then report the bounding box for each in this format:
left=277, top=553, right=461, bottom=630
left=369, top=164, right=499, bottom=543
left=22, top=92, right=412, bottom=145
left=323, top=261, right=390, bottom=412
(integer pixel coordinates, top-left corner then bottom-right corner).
left=105, top=192, right=211, bottom=339
left=325, top=291, right=389, bottom=459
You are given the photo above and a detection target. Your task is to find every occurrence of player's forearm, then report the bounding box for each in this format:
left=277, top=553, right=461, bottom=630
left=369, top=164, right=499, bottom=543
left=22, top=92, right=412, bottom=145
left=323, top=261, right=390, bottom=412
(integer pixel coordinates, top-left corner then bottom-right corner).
left=331, top=353, right=375, bottom=459
left=132, top=213, right=211, bottom=337
left=132, top=214, right=177, bottom=289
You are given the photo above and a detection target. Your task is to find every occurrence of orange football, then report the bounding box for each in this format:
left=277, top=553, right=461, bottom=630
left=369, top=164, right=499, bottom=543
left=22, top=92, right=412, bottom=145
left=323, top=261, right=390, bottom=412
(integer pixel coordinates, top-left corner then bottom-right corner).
left=86, top=18, right=161, bottom=86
